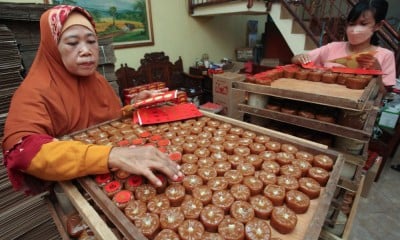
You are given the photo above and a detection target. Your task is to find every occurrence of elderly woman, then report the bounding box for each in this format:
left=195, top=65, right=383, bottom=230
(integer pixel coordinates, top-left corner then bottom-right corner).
left=2, top=5, right=181, bottom=194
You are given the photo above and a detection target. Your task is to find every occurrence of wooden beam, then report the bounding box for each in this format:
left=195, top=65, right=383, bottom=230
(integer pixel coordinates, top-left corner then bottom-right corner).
left=58, top=181, right=118, bottom=240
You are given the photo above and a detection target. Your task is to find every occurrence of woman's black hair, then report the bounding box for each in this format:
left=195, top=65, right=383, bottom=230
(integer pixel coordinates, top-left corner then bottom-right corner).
left=346, top=0, right=388, bottom=45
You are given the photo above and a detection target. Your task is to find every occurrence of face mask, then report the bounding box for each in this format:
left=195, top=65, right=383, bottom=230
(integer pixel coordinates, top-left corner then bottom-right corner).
left=346, top=25, right=374, bottom=45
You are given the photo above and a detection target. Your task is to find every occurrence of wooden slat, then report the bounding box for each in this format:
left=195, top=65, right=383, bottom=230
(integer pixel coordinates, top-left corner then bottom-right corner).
left=77, top=177, right=147, bottom=240
left=358, top=78, right=378, bottom=107
left=341, top=175, right=365, bottom=239
left=45, top=199, right=70, bottom=240
left=303, top=153, right=345, bottom=240
left=58, top=181, right=119, bottom=240
left=363, top=107, right=379, bottom=136
left=340, top=152, right=366, bottom=167
left=320, top=229, right=344, bottom=240
left=337, top=178, right=359, bottom=192
left=361, top=140, right=369, bottom=161
left=238, top=103, right=373, bottom=141
left=233, top=78, right=377, bottom=111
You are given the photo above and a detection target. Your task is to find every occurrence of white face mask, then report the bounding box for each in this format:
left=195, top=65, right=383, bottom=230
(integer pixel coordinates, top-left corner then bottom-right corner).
left=346, top=25, right=374, bottom=45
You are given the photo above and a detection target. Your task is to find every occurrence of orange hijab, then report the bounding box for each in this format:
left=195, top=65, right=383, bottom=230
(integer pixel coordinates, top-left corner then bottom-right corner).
left=2, top=5, right=121, bottom=151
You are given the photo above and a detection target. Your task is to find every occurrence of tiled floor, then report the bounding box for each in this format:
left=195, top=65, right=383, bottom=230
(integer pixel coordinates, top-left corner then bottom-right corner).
left=349, top=155, right=400, bottom=240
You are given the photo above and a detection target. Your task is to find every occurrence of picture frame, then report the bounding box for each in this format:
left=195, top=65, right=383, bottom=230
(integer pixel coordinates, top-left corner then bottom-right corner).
left=236, top=47, right=254, bottom=62
left=52, top=0, right=154, bottom=49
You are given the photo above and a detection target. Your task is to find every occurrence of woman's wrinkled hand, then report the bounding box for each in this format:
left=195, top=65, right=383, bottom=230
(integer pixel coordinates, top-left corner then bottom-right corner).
left=356, top=53, right=379, bottom=69
left=108, top=145, right=182, bottom=186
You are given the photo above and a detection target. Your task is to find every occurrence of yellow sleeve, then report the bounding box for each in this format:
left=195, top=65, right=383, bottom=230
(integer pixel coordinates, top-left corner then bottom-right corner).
left=27, top=141, right=112, bottom=181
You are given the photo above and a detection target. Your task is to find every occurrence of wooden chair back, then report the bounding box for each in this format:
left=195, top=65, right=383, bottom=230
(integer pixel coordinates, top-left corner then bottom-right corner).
left=116, top=52, right=184, bottom=91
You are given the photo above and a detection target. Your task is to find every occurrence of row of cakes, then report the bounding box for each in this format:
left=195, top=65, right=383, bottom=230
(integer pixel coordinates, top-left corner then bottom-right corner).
left=68, top=117, right=337, bottom=239
left=265, top=99, right=338, bottom=124
left=246, top=64, right=374, bottom=89
left=264, top=119, right=335, bottom=148
left=264, top=97, right=368, bottom=130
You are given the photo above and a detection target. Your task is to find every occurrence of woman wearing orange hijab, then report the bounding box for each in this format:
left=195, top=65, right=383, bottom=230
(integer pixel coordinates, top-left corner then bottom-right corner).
left=2, top=5, right=182, bottom=194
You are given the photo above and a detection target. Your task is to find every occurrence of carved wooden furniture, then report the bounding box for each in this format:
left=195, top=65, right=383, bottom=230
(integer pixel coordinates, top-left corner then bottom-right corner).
left=116, top=52, right=204, bottom=102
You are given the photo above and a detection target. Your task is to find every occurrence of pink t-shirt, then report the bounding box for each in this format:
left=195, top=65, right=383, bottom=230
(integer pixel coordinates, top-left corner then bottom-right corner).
left=307, top=42, right=396, bottom=86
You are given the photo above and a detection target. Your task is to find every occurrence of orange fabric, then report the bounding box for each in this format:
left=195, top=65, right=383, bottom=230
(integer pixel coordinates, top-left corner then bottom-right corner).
left=27, top=141, right=111, bottom=181
left=61, top=12, right=95, bottom=34
left=2, top=5, right=121, bottom=151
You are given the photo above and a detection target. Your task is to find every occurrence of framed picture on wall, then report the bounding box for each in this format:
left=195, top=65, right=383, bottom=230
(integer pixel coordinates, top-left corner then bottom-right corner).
left=52, top=0, right=154, bottom=49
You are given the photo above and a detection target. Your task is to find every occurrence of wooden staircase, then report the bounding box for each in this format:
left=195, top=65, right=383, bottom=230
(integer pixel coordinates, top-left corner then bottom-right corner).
left=268, top=1, right=318, bottom=55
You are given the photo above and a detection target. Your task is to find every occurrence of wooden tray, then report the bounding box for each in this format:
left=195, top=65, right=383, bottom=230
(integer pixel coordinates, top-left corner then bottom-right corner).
left=233, top=78, right=377, bottom=111
left=238, top=102, right=379, bottom=142
left=320, top=175, right=365, bottom=240
left=202, top=112, right=344, bottom=240
left=63, top=111, right=344, bottom=240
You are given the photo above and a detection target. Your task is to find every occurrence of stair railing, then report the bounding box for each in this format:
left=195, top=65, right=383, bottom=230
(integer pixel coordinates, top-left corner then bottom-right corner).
left=279, top=0, right=354, bottom=45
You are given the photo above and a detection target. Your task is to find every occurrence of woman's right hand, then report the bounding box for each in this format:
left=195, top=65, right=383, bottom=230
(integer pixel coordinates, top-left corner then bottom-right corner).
left=292, top=53, right=311, bottom=65
left=108, top=146, right=182, bottom=186
left=356, top=53, right=380, bottom=70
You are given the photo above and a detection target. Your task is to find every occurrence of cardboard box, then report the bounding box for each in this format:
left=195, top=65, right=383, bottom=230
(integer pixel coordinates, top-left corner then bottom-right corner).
left=213, top=72, right=246, bottom=120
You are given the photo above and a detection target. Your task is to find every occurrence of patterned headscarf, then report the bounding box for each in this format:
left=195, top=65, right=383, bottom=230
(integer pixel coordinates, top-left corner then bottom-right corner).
left=49, top=5, right=96, bottom=43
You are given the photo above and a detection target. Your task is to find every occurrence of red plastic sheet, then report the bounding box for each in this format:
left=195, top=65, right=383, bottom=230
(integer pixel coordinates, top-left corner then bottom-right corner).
left=133, top=103, right=203, bottom=125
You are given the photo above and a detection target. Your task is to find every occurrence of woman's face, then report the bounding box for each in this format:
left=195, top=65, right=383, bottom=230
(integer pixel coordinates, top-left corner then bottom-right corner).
left=346, top=10, right=378, bottom=45
left=58, top=25, right=99, bottom=77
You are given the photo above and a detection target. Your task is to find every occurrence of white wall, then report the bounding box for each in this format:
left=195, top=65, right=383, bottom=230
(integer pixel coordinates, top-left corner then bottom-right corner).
left=1, top=0, right=267, bottom=71
left=386, top=0, right=399, bottom=21
left=384, top=0, right=399, bottom=39
left=115, top=0, right=266, bottom=71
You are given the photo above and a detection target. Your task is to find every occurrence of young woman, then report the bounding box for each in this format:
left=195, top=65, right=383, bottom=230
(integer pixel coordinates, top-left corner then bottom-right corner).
left=2, top=5, right=182, bottom=194
left=292, top=0, right=396, bottom=88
